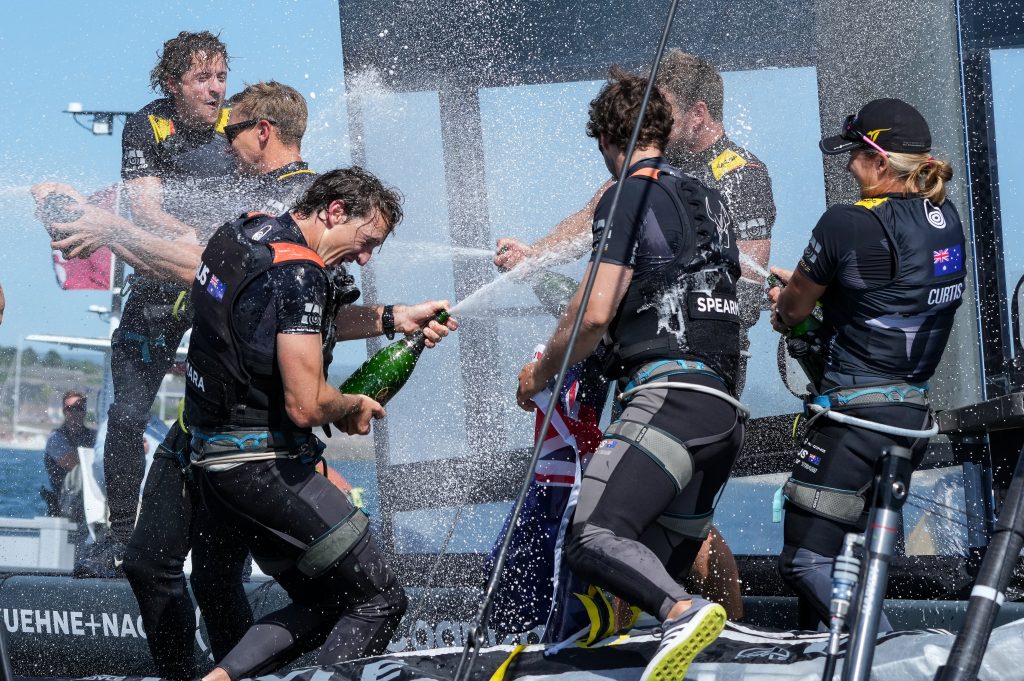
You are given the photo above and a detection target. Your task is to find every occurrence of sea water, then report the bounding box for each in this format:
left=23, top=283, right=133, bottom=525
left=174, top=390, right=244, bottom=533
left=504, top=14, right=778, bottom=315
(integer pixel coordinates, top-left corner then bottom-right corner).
left=0, top=448, right=382, bottom=522
left=0, top=448, right=49, bottom=518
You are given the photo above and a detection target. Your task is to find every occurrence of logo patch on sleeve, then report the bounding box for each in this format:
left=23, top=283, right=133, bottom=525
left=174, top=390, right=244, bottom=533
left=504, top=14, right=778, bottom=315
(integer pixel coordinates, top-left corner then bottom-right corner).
left=710, top=149, right=747, bottom=181
left=301, top=303, right=322, bottom=328
left=802, top=236, right=822, bottom=265
left=125, top=149, right=148, bottom=170
left=251, top=223, right=274, bottom=241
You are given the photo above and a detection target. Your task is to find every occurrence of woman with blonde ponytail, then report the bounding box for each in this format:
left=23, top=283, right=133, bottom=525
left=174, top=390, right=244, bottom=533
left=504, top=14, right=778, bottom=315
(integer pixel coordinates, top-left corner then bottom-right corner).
left=765, top=98, right=968, bottom=631
left=882, top=150, right=953, bottom=203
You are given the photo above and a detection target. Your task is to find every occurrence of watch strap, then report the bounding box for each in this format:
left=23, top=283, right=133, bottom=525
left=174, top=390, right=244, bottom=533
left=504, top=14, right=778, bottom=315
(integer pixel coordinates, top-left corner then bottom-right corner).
left=382, top=304, right=396, bottom=340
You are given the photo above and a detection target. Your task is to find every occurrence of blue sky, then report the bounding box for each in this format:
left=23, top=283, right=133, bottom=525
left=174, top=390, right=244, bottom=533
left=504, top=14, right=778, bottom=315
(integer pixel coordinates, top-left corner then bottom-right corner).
left=0, top=1, right=350, bottom=355
left=0, top=2, right=823, bottom=407
left=1, top=3, right=1021, bottom=425
left=992, top=48, right=1024, bottom=355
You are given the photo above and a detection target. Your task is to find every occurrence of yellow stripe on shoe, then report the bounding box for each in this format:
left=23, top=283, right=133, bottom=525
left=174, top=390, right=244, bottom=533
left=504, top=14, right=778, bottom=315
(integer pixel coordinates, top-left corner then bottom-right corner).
left=640, top=602, right=726, bottom=681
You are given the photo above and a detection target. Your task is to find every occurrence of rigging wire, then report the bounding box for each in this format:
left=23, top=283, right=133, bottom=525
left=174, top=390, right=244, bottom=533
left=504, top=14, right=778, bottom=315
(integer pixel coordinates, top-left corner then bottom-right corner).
left=450, top=2, right=682, bottom=677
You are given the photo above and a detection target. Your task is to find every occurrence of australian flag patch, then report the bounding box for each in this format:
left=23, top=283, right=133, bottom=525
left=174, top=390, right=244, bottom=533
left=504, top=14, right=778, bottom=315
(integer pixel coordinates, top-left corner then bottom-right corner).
left=206, top=274, right=226, bottom=301
left=933, top=245, right=963, bottom=276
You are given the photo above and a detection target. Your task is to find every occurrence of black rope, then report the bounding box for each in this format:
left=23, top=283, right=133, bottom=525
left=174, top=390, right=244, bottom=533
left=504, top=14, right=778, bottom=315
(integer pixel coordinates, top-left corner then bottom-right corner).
left=451, top=2, right=682, bottom=678
left=906, top=498, right=972, bottom=531
left=908, top=489, right=990, bottom=527
left=0, top=624, right=14, bottom=681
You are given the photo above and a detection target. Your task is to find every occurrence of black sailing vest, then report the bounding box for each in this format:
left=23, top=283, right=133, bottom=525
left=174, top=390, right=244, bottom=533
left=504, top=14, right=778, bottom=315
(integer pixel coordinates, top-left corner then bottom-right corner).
left=822, top=195, right=967, bottom=383
left=605, top=162, right=742, bottom=389
left=184, top=213, right=332, bottom=431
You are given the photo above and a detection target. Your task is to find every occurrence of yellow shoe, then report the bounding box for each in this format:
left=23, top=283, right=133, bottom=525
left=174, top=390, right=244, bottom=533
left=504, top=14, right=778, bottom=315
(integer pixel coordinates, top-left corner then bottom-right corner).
left=640, top=600, right=727, bottom=681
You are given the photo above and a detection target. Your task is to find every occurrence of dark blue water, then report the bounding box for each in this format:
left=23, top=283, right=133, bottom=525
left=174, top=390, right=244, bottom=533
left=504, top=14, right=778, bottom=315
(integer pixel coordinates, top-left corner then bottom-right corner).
left=0, top=447, right=49, bottom=518
left=0, top=447, right=380, bottom=522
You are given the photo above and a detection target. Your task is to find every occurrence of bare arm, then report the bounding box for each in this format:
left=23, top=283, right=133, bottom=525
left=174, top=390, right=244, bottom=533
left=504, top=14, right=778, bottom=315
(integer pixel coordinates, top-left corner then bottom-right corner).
left=334, top=300, right=457, bottom=344
left=277, top=332, right=384, bottom=434
left=768, top=266, right=827, bottom=332
left=51, top=208, right=202, bottom=284
left=494, top=180, right=613, bottom=270
left=107, top=230, right=203, bottom=284
left=517, top=262, right=632, bottom=407
left=333, top=305, right=384, bottom=341
left=33, top=180, right=203, bottom=283
left=532, top=181, right=611, bottom=256
left=123, top=176, right=200, bottom=241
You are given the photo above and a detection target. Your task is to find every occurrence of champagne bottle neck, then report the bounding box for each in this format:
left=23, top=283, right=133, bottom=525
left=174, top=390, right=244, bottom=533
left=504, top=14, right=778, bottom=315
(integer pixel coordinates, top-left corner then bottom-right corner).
left=395, top=310, right=447, bottom=354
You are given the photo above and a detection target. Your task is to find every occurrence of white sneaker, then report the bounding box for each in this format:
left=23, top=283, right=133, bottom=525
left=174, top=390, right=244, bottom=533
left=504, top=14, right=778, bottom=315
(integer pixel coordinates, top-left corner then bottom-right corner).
left=640, top=598, right=727, bottom=681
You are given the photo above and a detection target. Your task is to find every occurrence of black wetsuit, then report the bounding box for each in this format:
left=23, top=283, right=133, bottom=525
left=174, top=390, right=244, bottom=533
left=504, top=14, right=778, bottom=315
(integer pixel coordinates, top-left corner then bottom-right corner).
left=106, top=98, right=236, bottom=548
left=122, top=166, right=318, bottom=681
left=670, top=134, right=777, bottom=395
left=183, top=213, right=405, bottom=680
left=564, top=158, right=745, bottom=621
left=778, top=194, right=966, bottom=629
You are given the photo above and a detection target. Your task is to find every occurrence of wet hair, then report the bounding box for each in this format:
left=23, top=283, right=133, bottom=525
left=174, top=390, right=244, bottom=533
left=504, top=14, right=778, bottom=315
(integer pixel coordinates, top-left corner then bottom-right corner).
left=150, top=31, right=229, bottom=96
left=586, top=65, right=673, bottom=152
left=62, top=390, right=86, bottom=405
left=886, top=151, right=953, bottom=204
left=655, top=49, right=724, bottom=122
left=292, top=167, right=404, bottom=232
left=229, top=81, right=307, bottom=148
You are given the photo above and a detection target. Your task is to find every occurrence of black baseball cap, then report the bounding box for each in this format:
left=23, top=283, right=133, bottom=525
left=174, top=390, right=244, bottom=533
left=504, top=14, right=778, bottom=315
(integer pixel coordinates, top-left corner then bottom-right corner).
left=820, top=98, right=931, bottom=155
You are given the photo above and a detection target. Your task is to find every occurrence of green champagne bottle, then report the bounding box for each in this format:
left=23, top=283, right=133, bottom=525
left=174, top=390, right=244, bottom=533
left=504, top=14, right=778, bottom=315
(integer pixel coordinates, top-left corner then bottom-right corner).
left=339, top=310, right=450, bottom=406
left=789, top=302, right=824, bottom=337
left=532, top=270, right=578, bottom=317
left=767, top=273, right=824, bottom=333
left=767, top=273, right=825, bottom=386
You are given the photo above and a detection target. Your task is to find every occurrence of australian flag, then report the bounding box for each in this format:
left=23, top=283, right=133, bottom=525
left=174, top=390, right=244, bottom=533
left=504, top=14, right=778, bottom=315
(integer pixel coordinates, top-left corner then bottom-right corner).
left=485, top=347, right=603, bottom=634
left=207, top=274, right=226, bottom=301
left=933, top=245, right=963, bottom=276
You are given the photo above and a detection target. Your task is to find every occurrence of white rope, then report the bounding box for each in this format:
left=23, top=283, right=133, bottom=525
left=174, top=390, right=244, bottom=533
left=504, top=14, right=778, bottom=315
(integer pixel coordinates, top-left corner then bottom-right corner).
left=806, top=403, right=938, bottom=438
left=618, top=381, right=751, bottom=419
left=190, top=451, right=295, bottom=468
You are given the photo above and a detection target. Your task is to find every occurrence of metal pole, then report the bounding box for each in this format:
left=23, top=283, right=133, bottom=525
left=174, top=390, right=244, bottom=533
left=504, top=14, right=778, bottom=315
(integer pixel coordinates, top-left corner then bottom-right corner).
left=935, top=442, right=1024, bottom=681
left=822, top=532, right=864, bottom=681
left=841, top=445, right=914, bottom=681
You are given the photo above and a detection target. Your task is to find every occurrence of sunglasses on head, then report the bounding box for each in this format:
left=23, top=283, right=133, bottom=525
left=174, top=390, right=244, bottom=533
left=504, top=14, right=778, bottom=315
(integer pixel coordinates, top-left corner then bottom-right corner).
left=842, top=114, right=889, bottom=158
left=224, top=118, right=276, bottom=144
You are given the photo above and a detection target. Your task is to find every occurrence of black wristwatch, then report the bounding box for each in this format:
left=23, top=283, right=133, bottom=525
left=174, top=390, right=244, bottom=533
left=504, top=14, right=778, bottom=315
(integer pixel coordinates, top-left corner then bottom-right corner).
left=382, top=304, right=396, bottom=340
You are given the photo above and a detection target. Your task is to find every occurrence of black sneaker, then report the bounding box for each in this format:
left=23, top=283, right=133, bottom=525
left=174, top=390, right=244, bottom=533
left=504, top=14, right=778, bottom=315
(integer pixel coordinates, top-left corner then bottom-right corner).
left=640, top=598, right=726, bottom=681
left=73, top=538, right=126, bottom=578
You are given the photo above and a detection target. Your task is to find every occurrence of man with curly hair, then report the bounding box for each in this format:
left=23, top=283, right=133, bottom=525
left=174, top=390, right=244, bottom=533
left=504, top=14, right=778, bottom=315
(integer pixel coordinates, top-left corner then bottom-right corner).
left=516, top=67, right=745, bottom=681
left=95, top=32, right=238, bottom=576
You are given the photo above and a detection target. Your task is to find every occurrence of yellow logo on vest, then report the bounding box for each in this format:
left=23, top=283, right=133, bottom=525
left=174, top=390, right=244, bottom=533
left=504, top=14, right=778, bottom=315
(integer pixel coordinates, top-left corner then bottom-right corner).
left=865, top=128, right=891, bottom=142
left=147, top=115, right=175, bottom=143
left=215, top=107, right=231, bottom=133
left=710, top=149, right=747, bottom=181
left=854, top=197, right=890, bottom=210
